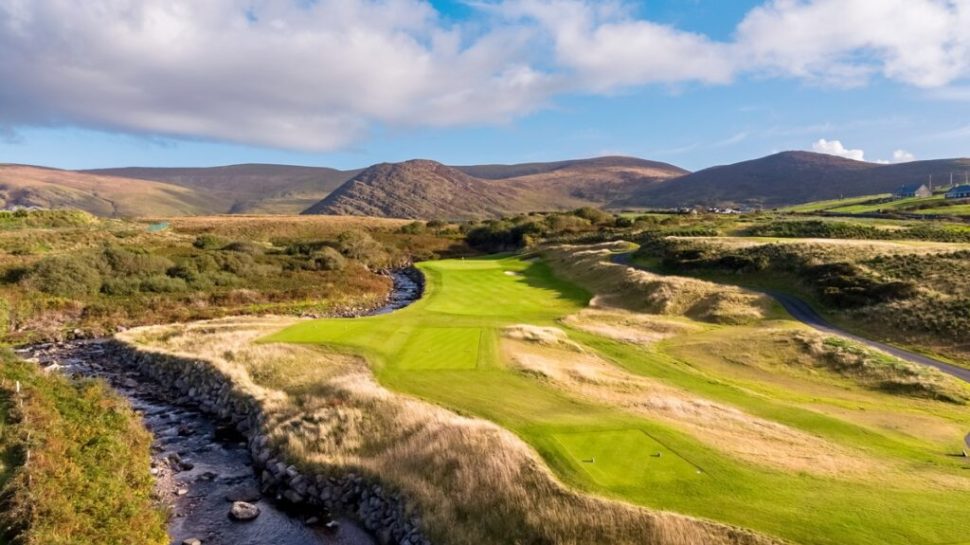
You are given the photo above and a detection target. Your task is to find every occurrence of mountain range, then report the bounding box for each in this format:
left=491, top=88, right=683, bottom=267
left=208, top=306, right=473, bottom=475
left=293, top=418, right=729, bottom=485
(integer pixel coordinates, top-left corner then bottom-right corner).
left=1, top=152, right=967, bottom=219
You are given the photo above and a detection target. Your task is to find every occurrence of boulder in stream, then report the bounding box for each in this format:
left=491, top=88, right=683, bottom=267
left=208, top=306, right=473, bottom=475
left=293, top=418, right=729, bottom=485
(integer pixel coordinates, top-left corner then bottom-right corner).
left=229, top=501, right=260, bottom=521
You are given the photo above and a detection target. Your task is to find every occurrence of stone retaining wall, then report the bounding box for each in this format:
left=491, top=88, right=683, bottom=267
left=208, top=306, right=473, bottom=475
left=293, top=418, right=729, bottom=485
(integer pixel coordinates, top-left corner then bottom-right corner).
left=102, top=339, right=430, bottom=545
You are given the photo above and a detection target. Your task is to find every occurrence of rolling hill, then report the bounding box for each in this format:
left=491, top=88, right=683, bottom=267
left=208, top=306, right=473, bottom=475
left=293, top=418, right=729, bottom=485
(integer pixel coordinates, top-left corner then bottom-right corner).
left=628, top=151, right=970, bottom=208
left=86, top=164, right=361, bottom=214
left=303, top=160, right=521, bottom=219
left=0, top=164, right=213, bottom=217
left=305, top=156, right=687, bottom=219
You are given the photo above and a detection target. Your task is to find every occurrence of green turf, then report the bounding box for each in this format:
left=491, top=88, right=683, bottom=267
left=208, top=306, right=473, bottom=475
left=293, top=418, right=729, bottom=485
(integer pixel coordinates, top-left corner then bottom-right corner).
left=267, top=254, right=970, bottom=545
left=782, top=194, right=890, bottom=213
left=917, top=204, right=970, bottom=216
left=552, top=429, right=702, bottom=487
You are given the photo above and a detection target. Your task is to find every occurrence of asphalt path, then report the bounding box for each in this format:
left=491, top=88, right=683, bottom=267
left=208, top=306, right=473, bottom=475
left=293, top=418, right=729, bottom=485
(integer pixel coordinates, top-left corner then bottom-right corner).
left=612, top=252, right=970, bottom=384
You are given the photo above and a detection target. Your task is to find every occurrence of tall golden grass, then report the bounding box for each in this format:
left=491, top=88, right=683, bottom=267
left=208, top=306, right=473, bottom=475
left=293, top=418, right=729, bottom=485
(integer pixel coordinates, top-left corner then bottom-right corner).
left=540, top=243, right=772, bottom=324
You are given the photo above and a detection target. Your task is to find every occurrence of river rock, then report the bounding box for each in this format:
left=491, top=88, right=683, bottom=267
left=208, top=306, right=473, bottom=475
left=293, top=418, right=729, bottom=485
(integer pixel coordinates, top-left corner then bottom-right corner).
left=182, top=539, right=202, bottom=545
left=229, top=501, right=260, bottom=521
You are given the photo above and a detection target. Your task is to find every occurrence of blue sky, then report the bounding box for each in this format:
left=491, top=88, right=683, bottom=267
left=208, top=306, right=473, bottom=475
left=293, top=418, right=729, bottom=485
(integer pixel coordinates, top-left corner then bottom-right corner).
left=1, top=0, right=968, bottom=171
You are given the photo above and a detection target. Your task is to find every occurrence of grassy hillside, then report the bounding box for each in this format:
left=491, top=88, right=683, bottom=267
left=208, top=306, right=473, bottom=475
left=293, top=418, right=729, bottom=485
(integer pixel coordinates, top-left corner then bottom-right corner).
left=783, top=191, right=970, bottom=218
left=0, top=353, right=165, bottom=545
left=629, top=151, right=970, bottom=208
left=0, top=164, right=213, bottom=217
left=264, top=248, right=970, bottom=545
left=639, top=234, right=970, bottom=363
left=87, top=164, right=361, bottom=214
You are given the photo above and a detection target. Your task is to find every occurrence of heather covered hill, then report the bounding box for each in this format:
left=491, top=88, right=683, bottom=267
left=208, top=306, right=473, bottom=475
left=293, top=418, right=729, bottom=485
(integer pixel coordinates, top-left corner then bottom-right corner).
left=303, top=159, right=524, bottom=219
left=0, top=164, right=212, bottom=217
left=628, top=151, right=970, bottom=208
left=456, top=156, right=686, bottom=180
left=483, top=156, right=688, bottom=210
left=87, top=163, right=361, bottom=214
left=304, top=157, right=687, bottom=219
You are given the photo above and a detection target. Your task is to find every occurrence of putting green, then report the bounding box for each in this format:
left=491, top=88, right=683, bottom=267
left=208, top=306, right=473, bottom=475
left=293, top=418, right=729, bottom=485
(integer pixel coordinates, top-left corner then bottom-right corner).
left=552, top=429, right=702, bottom=487
left=268, top=255, right=970, bottom=545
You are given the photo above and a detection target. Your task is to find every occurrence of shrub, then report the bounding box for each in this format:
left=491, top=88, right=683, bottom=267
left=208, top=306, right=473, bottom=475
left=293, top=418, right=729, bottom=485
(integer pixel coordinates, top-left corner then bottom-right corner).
left=222, top=241, right=263, bottom=254
left=139, top=275, right=188, bottom=293
left=192, top=234, right=228, bottom=250
left=336, top=230, right=388, bottom=267
left=310, top=247, right=347, bottom=271
left=398, top=221, right=426, bottom=235
left=100, top=278, right=141, bottom=296
left=101, top=246, right=173, bottom=276
left=29, top=255, right=103, bottom=297
left=572, top=207, right=613, bottom=225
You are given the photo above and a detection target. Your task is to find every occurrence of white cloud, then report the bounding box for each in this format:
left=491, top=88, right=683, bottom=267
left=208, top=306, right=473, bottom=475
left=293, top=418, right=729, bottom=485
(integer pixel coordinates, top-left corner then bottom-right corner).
left=735, top=0, right=970, bottom=87
left=0, top=0, right=556, bottom=151
left=892, top=149, right=916, bottom=163
left=1, top=0, right=970, bottom=151
left=812, top=138, right=866, bottom=161
left=811, top=140, right=918, bottom=164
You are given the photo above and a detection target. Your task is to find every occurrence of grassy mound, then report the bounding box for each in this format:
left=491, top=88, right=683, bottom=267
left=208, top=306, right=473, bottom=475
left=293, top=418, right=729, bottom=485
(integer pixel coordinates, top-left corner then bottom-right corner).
left=794, top=334, right=970, bottom=403
left=540, top=243, right=771, bottom=324
left=0, top=352, right=165, bottom=545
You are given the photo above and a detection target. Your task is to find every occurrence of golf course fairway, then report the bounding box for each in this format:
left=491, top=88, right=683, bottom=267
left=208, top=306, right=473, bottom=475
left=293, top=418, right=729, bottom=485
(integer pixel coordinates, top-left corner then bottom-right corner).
left=267, top=255, right=970, bottom=545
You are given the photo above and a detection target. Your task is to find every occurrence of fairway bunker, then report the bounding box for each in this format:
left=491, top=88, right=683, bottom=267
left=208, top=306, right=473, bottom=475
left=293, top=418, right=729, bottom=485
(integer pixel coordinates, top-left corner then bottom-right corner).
left=552, top=429, right=702, bottom=488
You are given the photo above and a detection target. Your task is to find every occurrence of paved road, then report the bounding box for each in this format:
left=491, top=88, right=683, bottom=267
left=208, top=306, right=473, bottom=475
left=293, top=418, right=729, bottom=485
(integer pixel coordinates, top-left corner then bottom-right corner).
left=613, top=252, right=970, bottom=384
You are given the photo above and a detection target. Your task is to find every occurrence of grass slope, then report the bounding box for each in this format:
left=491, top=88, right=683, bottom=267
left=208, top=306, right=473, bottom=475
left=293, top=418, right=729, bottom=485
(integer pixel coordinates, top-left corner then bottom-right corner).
left=0, top=355, right=166, bottom=545
left=268, top=254, right=970, bottom=545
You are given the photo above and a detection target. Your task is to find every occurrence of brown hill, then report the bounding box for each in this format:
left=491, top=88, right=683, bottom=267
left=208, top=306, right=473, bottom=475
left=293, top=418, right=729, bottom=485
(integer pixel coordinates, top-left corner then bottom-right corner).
left=455, top=156, right=686, bottom=180
left=303, top=160, right=522, bottom=219
left=484, top=156, right=687, bottom=209
left=86, top=164, right=360, bottom=214
left=627, top=151, right=970, bottom=208
left=305, top=156, right=687, bottom=219
left=0, top=164, right=212, bottom=217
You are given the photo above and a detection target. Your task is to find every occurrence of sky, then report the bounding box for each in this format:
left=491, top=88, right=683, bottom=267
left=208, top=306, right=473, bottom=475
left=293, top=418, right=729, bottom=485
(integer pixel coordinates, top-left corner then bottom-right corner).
left=1, top=0, right=969, bottom=172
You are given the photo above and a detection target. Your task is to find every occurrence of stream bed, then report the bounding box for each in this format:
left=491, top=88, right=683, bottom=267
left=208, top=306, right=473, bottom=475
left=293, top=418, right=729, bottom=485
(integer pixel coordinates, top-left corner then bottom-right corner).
left=15, top=268, right=424, bottom=545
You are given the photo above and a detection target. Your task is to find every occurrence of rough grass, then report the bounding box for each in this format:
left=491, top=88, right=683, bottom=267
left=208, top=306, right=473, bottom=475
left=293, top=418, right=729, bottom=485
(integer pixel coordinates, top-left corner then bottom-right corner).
left=126, top=317, right=777, bottom=545
left=0, top=353, right=166, bottom=545
left=540, top=242, right=771, bottom=324
left=503, top=336, right=882, bottom=477
left=792, top=333, right=970, bottom=403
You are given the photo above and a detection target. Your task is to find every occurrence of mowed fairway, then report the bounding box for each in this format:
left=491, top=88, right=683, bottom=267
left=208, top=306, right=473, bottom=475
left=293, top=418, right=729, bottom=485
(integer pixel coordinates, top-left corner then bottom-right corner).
left=267, top=255, right=970, bottom=545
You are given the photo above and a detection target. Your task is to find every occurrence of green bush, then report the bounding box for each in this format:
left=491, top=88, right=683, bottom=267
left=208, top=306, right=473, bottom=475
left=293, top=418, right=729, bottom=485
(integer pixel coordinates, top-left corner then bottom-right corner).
left=139, top=275, right=188, bottom=293
left=572, top=207, right=613, bottom=225
left=100, top=278, right=141, bottom=296
left=398, top=221, right=426, bottom=235
left=101, top=246, right=173, bottom=276
left=192, top=234, right=228, bottom=250
left=222, top=241, right=263, bottom=254
left=336, top=230, right=388, bottom=267
left=29, top=255, right=103, bottom=297
left=310, top=247, right=347, bottom=271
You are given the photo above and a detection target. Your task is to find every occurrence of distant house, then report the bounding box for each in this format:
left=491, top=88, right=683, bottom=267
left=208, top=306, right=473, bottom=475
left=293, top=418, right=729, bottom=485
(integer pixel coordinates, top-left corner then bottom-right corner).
left=892, top=183, right=931, bottom=199
left=946, top=185, right=970, bottom=199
